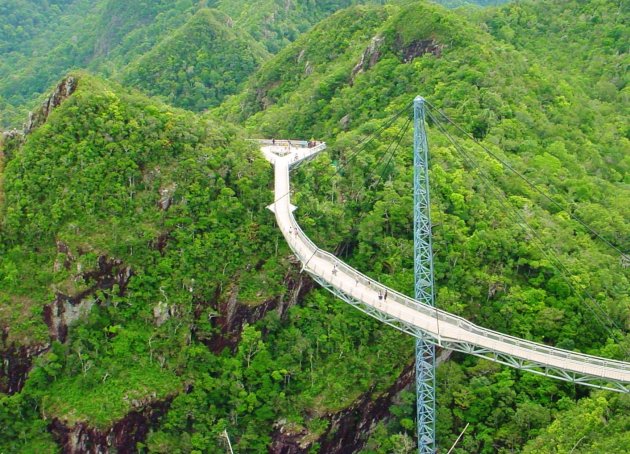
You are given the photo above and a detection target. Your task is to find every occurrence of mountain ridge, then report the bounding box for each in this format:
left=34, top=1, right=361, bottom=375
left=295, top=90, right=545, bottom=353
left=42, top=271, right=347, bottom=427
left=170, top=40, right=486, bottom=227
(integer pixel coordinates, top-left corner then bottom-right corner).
left=0, top=0, right=628, bottom=452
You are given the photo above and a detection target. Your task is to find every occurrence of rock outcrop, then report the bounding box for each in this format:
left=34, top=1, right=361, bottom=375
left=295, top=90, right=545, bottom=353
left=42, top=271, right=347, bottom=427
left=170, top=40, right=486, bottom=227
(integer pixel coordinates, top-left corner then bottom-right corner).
left=270, top=361, right=416, bottom=453
left=400, top=38, right=443, bottom=63
left=205, top=268, right=314, bottom=353
left=49, top=396, right=173, bottom=454
left=270, top=349, right=452, bottom=453
left=350, top=36, right=384, bottom=85
left=24, top=76, right=77, bottom=135
left=0, top=129, right=25, bottom=160
left=44, top=254, right=133, bottom=343
left=0, top=332, right=48, bottom=394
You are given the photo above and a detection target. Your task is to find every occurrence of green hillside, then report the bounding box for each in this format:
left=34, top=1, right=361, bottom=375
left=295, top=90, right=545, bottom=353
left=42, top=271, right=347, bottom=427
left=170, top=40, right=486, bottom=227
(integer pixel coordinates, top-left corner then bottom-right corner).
left=0, top=0, right=199, bottom=128
left=0, top=0, right=629, bottom=452
left=0, top=0, right=395, bottom=129
left=121, top=9, right=269, bottom=112
left=0, top=73, right=411, bottom=452
left=0, top=72, right=276, bottom=449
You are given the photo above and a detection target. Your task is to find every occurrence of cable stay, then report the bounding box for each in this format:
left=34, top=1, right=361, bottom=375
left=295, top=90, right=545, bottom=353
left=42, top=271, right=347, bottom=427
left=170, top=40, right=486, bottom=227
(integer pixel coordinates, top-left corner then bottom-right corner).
left=425, top=107, right=628, bottom=357
left=372, top=117, right=412, bottom=189
left=335, top=101, right=412, bottom=175
left=425, top=100, right=628, bottom=259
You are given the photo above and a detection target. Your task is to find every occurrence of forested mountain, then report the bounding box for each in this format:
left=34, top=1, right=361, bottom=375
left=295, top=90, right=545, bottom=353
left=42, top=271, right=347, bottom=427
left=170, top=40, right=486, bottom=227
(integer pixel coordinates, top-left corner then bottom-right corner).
left=0, top=0, right=200, bottom=127
left=0, top=0, right=392, bottom=128
left=213, top=0, right=629, bottom=450
left=1, top=0, right=629, bottom=453
left=120, top=8, right=269, bottom=111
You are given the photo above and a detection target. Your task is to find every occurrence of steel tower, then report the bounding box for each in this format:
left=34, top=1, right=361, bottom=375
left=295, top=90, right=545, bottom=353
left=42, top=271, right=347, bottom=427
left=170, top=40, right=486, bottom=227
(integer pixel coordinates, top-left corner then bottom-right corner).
left=413, top=96, right=436, bottom=453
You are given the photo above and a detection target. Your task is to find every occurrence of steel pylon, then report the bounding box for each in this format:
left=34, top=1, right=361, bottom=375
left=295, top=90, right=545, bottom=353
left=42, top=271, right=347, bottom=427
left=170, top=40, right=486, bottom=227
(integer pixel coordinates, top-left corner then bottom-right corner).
left=413, top=96, right=436, bottom=453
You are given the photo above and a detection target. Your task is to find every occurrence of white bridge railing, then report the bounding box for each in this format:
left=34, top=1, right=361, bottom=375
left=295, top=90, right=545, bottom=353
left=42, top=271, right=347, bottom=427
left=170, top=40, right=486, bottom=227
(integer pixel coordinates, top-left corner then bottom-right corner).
left=261, top=141, right=630, bottom=391
left=286, top=193, right=630, bottom=372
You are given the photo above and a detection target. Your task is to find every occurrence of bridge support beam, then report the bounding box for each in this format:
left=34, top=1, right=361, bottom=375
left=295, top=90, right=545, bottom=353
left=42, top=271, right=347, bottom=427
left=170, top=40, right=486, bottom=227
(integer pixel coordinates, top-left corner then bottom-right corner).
left=413, top=96, right=437, bottom=454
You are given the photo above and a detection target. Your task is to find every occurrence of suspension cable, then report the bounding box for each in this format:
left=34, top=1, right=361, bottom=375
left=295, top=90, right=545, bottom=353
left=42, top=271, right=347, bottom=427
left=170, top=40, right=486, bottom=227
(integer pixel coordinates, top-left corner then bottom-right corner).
left=426, top=108, right=627, bottom=353
left=372, top=117, right=412, bottom=188
left=425, top=100, right=628, bottom=258
left=335, top=101, right=413, bottom=175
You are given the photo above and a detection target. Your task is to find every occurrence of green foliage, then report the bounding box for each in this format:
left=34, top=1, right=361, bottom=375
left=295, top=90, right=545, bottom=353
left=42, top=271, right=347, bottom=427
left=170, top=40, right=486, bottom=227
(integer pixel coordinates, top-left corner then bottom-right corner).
left=145, top=290, right=411, bottom=452
left=121, top=9, right=269, bottom=111
left=0, top=0, right=199, bottom=128
left=213, top=0, right=629, bottom=450
left=215, top=5, right=393, bottom=125
left=1, top=0, right=628, bottom=452
left=0, top=0, right=391, bottom=128
left=0, top=72, right=283, bottom=435
left=0, top=393, right=57, bottom=453
left=524, top=393, right=630, bottom=454
left=217, top=0, right=390, bottom=54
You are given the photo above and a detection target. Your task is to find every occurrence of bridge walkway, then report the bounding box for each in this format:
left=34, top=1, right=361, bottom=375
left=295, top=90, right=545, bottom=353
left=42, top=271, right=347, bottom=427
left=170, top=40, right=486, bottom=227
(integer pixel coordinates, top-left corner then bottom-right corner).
left=260, top=141, right=630, bottom=393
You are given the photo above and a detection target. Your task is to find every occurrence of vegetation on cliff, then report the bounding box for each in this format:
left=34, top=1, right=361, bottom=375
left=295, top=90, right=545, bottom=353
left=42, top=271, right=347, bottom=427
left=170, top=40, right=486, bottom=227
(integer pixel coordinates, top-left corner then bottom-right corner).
left=0, top=0, right=628, bottom=452
left=0, top=73, right=280, bottom=450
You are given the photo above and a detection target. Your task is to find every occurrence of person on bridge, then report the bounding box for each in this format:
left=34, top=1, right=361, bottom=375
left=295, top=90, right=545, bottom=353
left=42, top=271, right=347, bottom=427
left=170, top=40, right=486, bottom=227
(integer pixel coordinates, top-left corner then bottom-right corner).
left=384, top=289, right=388, bottom=301
left=332, top=263, right=338, bottom=276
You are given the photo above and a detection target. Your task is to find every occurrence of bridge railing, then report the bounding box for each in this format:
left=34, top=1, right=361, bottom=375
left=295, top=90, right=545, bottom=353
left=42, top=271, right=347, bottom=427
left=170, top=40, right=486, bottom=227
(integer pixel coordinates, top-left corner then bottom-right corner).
left=282, top=177, right=630, bottom=374
left=255, top=138, right=324, bottom=148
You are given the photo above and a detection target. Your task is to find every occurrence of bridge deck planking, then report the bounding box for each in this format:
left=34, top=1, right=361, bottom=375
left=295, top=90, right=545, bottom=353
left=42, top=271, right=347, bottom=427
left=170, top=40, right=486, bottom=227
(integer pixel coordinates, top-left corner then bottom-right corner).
left=261, top=143, right=630, bottom=390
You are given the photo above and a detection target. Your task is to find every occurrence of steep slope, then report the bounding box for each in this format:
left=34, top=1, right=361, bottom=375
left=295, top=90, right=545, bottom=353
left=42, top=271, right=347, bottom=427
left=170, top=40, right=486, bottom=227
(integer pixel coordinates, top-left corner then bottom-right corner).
left=0, top=0, right=199, bottom=128
left=0, top=73, right=413, bottom=452
left=121, top=8, right=269, bottom=112
left=0, top=0, right=101, bottom=127
left=217, top=0, right=391, bottom=53
left=0, top=0, right=628, bottom=452
left=213, top=4, right=397, bottom=128
left=479, top=0, right=629, bottom=173
left=0, top=72, right=279, bottom=451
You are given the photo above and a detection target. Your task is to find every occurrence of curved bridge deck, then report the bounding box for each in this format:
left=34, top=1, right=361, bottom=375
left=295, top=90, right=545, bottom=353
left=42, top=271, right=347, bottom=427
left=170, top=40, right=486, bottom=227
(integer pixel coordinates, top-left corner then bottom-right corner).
left=261, top=141, right=630, bottom=393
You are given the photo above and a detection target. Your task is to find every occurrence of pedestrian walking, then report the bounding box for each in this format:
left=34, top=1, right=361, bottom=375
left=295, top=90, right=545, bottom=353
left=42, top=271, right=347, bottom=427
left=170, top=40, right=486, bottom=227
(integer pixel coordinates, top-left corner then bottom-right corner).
left=332, top=263, right=338, bottom=276
left=378, top=291, right=382, bottom=300
left=384, top=290, right=388, bottom=301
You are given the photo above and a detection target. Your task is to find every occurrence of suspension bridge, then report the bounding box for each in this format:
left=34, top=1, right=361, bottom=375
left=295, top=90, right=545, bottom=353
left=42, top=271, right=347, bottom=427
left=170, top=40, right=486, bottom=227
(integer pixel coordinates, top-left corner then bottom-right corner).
left=258, top=97, right=630, bottom=452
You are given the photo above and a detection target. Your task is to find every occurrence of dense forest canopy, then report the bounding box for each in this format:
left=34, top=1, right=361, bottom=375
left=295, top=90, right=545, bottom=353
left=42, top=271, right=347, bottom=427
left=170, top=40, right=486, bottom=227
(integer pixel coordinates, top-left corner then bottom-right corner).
left=0, top=0, right=398, bottom=128
left=0, top=0, right=628, bottom=453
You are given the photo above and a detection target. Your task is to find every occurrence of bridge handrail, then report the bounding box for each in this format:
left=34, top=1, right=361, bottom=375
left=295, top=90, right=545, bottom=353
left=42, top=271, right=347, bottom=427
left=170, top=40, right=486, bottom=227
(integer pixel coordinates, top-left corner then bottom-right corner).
left=254, top=138, right=324, bottom=148
left=282, top=170, right=630, bottom=373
